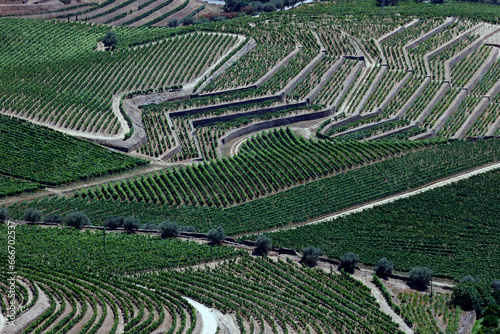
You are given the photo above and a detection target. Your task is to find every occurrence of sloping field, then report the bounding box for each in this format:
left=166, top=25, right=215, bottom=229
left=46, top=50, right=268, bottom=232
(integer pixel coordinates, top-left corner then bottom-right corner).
left=0, top=19, right=240, bottom=139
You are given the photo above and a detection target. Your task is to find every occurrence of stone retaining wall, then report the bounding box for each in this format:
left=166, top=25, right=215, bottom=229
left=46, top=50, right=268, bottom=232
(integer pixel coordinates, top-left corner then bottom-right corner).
left=169, top=94, right=283, bottom=118
left=219, top=108, right=332, bottom=150
left=364, top=123, right=418, bottom=141
left=453, top=98, right=489, bottom=139
left=333, top=116, right=395, bottom=138
left=87, top=99, right=147, bottom=153
left=255, top=45, right=302, bottom=87
left=444, top=38, right=483, bottom=81
left=463, top=48, right=499, bottom=92
left=432, top=89, right=468, bottom=134
left=191, top=101, right=307, bottom=127
left=195, top=37, right=256, bottom=94
left=486, top=112, right=500, bottom=136
left=405, top=17, right=456, bottom=50
left=160, top=112, right=182, bottom=161
left=434, top=49, right=497, bottom=136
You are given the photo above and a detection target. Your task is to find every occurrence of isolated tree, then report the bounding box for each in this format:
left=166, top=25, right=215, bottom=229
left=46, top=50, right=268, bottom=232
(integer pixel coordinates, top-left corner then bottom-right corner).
left=160, top=221, right=180, bottom=238
left=301, top=246, right=321, bottom=267
left=340, top=252, right=359, bottom=272
left=168, top=18, right=179, bottom=27
left=102, top=31, right=118, bottom=49
left=24, top=208, right=42, bottom=224
left=122, top=216, right=140, bottom=234
left=207, top=226, right=226, bottom=244
left=43, top=213, right=63, bottom=225
left=103, top=216, right=124, bottom=230
left=65, top=211, right=90, bottom=229
left=409, top=266, right=433, bottom=288
left=0, top=207, right=9, bottom=223
left=374, top=258, right=394, bottom=277
left=254, top=235, right=272, bottom=255
left=452, top=279, right=494, bottom=316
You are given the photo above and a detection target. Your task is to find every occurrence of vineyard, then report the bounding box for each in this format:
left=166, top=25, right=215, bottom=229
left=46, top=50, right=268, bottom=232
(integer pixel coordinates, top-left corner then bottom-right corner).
left=0, top=225, right=407, bottom=333
left=2, top=0, right=500, bottom=332
left=6, top=139, right=500, bottom=236
left=263, top=167, right=500, bottom=280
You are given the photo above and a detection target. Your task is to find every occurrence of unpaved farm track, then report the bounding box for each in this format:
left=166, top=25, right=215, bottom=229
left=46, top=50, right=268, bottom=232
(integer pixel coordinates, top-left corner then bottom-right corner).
left=235, top=160, right=500, bottom=237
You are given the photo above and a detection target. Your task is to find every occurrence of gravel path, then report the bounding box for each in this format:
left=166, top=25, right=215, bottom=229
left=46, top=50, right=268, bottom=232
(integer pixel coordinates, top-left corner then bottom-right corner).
left=182, top=297, right=218, bottom=334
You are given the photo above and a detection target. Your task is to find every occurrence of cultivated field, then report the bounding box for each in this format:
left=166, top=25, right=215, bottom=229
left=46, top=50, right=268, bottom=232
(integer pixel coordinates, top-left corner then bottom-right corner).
left=1, top=0, right=500, bottom=333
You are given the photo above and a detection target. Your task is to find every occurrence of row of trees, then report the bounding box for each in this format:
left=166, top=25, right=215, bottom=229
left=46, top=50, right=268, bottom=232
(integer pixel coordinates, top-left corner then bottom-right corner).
left=1, top=207, right=91, bottom=229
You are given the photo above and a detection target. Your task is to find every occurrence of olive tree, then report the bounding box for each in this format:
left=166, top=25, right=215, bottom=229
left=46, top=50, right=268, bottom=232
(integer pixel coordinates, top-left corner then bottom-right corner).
left=65, top=211, right=90, bottom=229
left=160, top=221, right=180, bottom=238
left=374, top=258, right=394, bottom=278
left=0, top=207, right=9, bottom=223
left=301, top=246, right=321, bottom=267
left=43, top=213, right=63, bottom=225
left=207, top=226, right=226, bottom=244
left=452, top=279, right=494, bottom=316
left=340, top=252, right=359, bottom=273
left=103, top=216, right=124, bottom=230
left=122, top=216, right=140, bottom=234
left=102, top=31, right=119, bottom=49
left=254, top=235, right=272, bottom=255
left=24, top=208, right=42, bottom=224
left=409, top=266, right=433, bottom=288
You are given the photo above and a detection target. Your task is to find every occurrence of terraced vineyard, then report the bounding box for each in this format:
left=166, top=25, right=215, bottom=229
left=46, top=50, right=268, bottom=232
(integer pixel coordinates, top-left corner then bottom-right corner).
left=263, top=167, right=500, bottom=280
left=2, top=0, right=500, bottom=333
left=0, top=225, right=406, bottom=334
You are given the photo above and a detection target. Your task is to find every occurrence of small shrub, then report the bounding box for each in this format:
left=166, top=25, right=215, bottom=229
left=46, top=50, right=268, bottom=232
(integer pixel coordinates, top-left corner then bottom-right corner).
left=168, top=19, right=179, bottom=27
left=301, top=246, right=321, bottom=267
left=182, top=16, right=195, bottom=26
left=491, top=279, right=500, bottom=291
left=24, top=208, right=42, bottom=224
left=65, top=211, right=90, bottom=229
left=482, top=314, right=499, bottom=328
